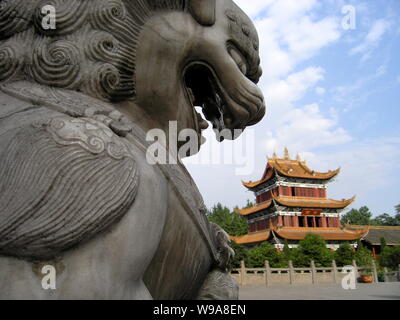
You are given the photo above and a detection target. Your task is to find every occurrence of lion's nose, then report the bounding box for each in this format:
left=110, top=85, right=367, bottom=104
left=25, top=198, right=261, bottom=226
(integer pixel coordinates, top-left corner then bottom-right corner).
left=249, top=65, right=263, bottom=84
left=258, top=66, right=263, bottom=79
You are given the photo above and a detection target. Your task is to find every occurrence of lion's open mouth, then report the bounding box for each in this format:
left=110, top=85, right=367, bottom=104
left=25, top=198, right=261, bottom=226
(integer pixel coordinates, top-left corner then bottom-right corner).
left=184, top=63, right=236, bottom=141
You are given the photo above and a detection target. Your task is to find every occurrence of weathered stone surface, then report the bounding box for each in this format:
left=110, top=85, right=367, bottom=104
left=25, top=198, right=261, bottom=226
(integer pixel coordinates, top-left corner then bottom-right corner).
left=0, top=0, right=265, bottom=299
left=197, top=270, right=239, bottom=300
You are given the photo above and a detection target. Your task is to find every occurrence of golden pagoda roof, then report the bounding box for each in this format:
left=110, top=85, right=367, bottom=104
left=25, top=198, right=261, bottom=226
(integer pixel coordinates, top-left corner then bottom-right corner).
left=236, top=196, right=355, bottom=216
left=230, top=230, right=271, bottom=245
left=273, top=226, right=368, bottom=241
left=230, top=226, right=368, bottom=244
left=242, top=152, right=340, bottom=189
left=242, top=177, right=271, bottom=189
left=274, top=195, right=355, bottom=209
left=235, top=200, right=273, bottom=216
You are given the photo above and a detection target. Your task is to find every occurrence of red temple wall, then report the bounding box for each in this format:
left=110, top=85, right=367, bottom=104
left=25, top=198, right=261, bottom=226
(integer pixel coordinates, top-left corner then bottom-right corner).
left=247, top=215, right=340, bottom=232
left=248, top=218, right=271, bottom=233
left=320, top=216, right=327, bottom=227
left=292, top=215, right=299, bottom=227
left=256, top=186, right=327, bottom=200
left=283, top=215, right=291, bottom=227
left=293, top=187, right=326, bottom=198
left=327, top=217, right=340, bottom=228
left=257, top=191, right=272, bottom=203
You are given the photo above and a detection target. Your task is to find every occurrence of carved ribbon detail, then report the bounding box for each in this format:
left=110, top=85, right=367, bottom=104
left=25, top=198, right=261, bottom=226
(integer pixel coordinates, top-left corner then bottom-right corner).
left=46, top=116, right=133, bottom=160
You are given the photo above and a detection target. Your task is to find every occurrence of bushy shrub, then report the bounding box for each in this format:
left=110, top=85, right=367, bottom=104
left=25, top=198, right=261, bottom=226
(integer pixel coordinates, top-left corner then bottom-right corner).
left=334, top=242, right=355, bottom=266
left=245, top=242, right=286, bottom=268
left=228, top=241, right=248, bottom=269
left=380, top=246, right=400, bottom=270
left=355, top=244, right=373, bottom=267
left=207, top=203, right=248, bottom=236
left=293, top=233, right=333, bottom=267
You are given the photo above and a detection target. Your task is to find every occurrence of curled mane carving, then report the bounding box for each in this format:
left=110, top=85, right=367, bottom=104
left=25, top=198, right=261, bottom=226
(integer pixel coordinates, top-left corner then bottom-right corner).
left=0, top=0, right=185, bottom=101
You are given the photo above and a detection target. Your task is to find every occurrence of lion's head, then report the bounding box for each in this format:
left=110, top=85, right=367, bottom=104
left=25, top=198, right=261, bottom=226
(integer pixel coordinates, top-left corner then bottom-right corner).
left=0, top=0, right=265, bottom=149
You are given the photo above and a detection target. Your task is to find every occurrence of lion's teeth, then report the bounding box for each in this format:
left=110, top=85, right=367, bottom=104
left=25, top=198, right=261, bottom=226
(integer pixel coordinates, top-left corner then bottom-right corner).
left=195, top=106, right=202, bottom=113
left=224, top=116, right=233, bottom=126
left=195, top=108, right=209, bottom=130
left=187, top=88, right=196, bottom=106
left=215, top=93, right=222, bottom=106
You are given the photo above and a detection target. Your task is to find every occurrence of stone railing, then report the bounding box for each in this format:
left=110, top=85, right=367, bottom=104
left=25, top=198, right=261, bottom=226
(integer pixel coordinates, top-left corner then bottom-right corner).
left=382, top=266, right=400, bottom=282
left=230, top=260, right=389, bottom=286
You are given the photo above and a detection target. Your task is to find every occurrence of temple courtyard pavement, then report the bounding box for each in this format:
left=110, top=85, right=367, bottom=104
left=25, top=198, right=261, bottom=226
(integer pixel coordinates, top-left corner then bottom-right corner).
left=239, top=283, right=400, bottom=300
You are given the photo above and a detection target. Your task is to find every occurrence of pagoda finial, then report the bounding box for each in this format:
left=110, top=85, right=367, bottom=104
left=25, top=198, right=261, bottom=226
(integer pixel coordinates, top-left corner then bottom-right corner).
left=284, top=147, right=290, bottom=159
left=273, top=151, right=277, bottom=159
left=296, top=153, right=301, bottom=161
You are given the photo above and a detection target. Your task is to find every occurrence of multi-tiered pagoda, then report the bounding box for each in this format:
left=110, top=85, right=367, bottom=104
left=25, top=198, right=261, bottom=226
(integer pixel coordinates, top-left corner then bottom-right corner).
left=232, top=149, right=367, bottom=250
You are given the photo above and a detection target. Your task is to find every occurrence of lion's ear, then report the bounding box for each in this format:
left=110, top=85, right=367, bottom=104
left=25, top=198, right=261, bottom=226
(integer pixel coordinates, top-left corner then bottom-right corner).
left=188, top=0, right=216, bottom=26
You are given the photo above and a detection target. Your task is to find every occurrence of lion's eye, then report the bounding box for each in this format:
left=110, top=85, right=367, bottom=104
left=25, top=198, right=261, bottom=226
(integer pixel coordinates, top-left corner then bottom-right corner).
left=229, top=47, right=247, bottom=76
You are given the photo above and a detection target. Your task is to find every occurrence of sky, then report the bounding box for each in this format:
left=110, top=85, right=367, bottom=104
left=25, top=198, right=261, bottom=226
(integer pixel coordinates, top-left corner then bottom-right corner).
left=183, top=0, right=400, bottom=217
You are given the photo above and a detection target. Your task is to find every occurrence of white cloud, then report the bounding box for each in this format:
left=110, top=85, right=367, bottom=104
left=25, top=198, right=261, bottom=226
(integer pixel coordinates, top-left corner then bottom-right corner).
left=253, top=2, right=341, bottom=84
left=350, top=19, right=390, bottom=61
left=233, top=0, right=274, bottom=18
left=303, top=138, right=400, bottom=215
left=243, top=0, right=342, bottom=137
left=264, top=103, right=352, bottom=154
left=281, top=16, right=340, bottom=61
left=316, top=87, right=326, bottom=95
left=333, top=63, right=388, bottom=111
left=266, top=67, right=324, bottom=108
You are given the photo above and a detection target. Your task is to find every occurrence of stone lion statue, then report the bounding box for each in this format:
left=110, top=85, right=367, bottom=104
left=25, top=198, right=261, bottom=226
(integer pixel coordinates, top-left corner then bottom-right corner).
left=0, top=0, right=265, bottom=299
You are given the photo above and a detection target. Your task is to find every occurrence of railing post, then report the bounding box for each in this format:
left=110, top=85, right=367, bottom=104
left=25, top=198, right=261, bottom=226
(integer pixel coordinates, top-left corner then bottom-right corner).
left=240, top=260, right=246, bottom=286
left=311, top=260, right=316, bottom=285
left=265, top=260, right=270, bottom=287
left=288, top=260, right=294, bottom=285
left=398, top=264, right=400, bottom=281
left=352, top=260, right=358, bottom=279
left=332, top=260, right=338, bottom=284
left=384, top=267, right=389, bottom=282
left=372, top=260, right=378, bottom=283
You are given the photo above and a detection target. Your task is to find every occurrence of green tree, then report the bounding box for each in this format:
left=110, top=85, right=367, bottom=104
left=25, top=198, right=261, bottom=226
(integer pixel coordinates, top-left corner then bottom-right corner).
left=371, top=213, right=400, bottom=226
left=228, top=241, right=247, bottom=269
left=293, top=234, right=332, bottom=267
left=207, top=203, right=247, bottom=236
left=380, top=237, right=387, bottom=253
left=334, top=242, right=355, bottom=267
left=289, top=248, right=302, bottom=266
left=380, top=246, right=400, bottom=270
left=244, top=199, right=254, bottom=208
left=245, top=242, right=286, bottom=268
left=355, top=244, right=373, bottom=267
left=230, top=213, right=248, bottom=236
left=370, top=204, right=400, bottom=226
left=283, top=239, right=290, bottom=257
left=395, top=203, right=400, bottom=225
left=341, top=206, right=373, bottom=225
